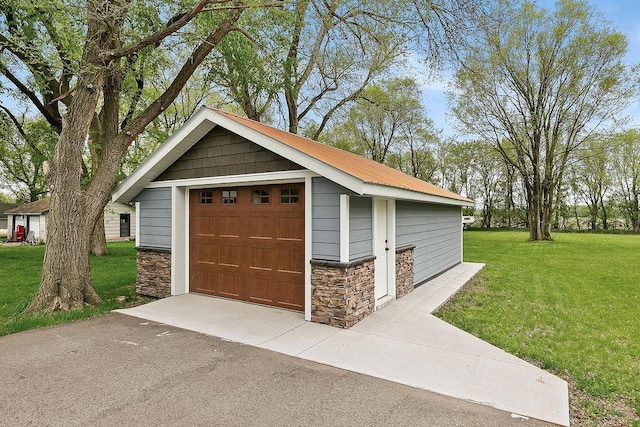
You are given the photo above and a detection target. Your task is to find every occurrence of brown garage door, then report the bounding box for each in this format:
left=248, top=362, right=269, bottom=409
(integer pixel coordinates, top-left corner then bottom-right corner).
left=189, top=184, right=304, bottom=311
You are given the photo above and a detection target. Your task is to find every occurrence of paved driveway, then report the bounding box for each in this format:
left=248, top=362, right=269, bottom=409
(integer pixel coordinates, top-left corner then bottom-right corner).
left=117, top=263, right=568, bottom=426
left=0, top=314, right=552, bottom=426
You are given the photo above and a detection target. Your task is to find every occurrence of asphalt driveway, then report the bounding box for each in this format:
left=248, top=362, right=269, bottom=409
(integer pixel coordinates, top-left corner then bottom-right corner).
left=0, top=313, right=552, bottom=426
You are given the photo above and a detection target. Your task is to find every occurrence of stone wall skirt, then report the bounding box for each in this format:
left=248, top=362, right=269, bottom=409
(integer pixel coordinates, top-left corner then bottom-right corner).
left=395, top=246, right=415, bottom=299
left=136, top=247, right=171, bottom=298
left=310, top=257, right=375, bottom=328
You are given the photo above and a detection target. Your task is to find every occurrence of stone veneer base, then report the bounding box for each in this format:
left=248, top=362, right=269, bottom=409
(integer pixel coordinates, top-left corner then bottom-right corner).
left=395, top=245, right=415, bottom=298
left=310, top=256, right=375, bottom=329
left=136, top=247, right=171, bottom=298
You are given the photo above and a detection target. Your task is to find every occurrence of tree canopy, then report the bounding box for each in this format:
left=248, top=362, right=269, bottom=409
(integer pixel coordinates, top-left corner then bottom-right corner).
left=451, top=0, right=634, bottom=240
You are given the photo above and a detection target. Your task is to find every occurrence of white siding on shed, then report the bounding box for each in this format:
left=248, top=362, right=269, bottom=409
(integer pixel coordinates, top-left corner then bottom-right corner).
left=103, top=202, right=136, bottom=240
left=38, top=214, right=47, bottom=242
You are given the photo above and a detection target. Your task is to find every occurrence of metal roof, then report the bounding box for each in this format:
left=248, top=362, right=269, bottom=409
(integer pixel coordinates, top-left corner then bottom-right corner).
left=210, top=108, right=472, bottom=204
left=113, top=106, right=473, bottom=206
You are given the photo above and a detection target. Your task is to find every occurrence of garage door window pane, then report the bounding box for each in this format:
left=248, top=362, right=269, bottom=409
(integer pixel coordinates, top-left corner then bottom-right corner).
left=252, top=189, right=269, bottom=204
left=281, top=188, right=299, bottom=204
left=199, top=191, right=213, bottom=204
left=222, top=190, right=237, bottom=204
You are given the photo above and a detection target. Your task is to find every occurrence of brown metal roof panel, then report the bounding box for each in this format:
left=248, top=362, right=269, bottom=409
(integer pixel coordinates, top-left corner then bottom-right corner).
left=210, top=108, right=471, bottom=203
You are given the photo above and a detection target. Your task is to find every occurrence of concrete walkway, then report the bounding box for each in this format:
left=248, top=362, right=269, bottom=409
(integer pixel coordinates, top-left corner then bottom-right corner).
left=117, top=262, right=570, bottom=426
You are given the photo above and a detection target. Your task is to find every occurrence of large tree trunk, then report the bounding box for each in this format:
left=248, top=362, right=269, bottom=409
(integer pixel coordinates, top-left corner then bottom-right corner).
left=28, top=2, right=243, bottom=313
left=30, top=194, right=101, bottom=311
left=91, top=213, right=109, bottom=256
left=527, top=182, right=543, bottom=241
left=28, top=85, right=104, bottom=311
left=27, top=0, right=109, bottom=312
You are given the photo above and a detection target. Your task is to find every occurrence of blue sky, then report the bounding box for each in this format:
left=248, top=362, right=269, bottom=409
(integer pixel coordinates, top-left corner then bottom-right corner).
left=416, top=0, right=640, bottom=139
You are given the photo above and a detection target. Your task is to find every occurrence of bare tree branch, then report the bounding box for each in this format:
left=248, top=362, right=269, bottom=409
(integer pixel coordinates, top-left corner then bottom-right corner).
left=0, top=64, right=62, bottom=130
left=100, top=0, right=233, bottom=61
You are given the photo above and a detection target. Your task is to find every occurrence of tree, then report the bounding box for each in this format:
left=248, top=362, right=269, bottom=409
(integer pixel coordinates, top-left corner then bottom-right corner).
left=0, top=111, right=56, bottom=203
left=452, top=0, right=633, bottom=240
left=572, top=137, right=612, bottom=230
left=471, top=141, right=503, bottom=228
left=0, top=191, right=14, bottom=203
left=207, top=17, right=283, bottom=122
left=611, top=129, right=640, bottom=232
left=389, top=126, right=440, bottom=183
left=322, top=78, right=430, bottom=164
left=279, top=0, right=410, bottom=136
left=0, top=0, right=248, bottom=311
left=442, top=140, right=475, bottom=197
left=202, top=0, right=488, bottom=140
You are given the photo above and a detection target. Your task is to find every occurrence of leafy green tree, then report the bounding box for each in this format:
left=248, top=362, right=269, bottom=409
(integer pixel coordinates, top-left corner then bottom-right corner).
left=0, top=191, right=14, bottom=203
left=452, top=0, right=633, bottom=240
left=470, top=141, right=503, bottom=228
left=388, top=126, right=440, bottom=183
left=1, top=0, right=249, bottom=311
left=322, top=78, right=431, bottom=164
left=611, top=129, right=640, bottom=232
left=572, top=137, right=612, bottom=230
left=0, top=111, right=56, bottom=203
left=443, top=140, right=475, bottom=197
left=218, top=0, right=487, bottom=136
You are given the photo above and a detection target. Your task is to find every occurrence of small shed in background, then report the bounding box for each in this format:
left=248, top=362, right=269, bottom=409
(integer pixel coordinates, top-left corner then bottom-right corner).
left=4, top=199, right=136, bottom=243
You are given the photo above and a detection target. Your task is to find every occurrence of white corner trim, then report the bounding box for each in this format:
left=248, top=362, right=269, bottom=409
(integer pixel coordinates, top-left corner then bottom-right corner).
left=460, top=206, right=464, bottom=263
left=304, top=176, right=313, bottom=322
left=387, top=199, right=396, bottom=299
left=134, top=202, right=140, bottom=246
left=171, top=187, right=187, bottom=296
left=340, top=194, right=350, bottom=263
left=184, top=188, right=191, bottom=294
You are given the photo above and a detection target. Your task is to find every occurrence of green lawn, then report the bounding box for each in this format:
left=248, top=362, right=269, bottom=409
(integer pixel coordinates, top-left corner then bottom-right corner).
left=436, top=231, right=640, bottom=426
left=0, top=241, right=144, bottom=336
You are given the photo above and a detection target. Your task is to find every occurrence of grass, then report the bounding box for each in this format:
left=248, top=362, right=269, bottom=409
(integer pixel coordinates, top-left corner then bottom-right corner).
left=0, top=241, right=147, bottom=336
left=435, top=231, right=640, bottom=426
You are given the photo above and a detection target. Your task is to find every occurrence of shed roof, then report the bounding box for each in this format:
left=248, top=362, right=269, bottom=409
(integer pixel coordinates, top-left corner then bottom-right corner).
left=112, top=107, right=473, bottom=206
left=0, top=203, right=18, bottom=218
left=5, top=198, right=50, bottom=215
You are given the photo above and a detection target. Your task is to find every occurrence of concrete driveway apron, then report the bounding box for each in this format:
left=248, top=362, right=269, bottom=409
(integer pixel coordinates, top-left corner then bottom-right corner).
left=117, top=262, right=569, bottom=426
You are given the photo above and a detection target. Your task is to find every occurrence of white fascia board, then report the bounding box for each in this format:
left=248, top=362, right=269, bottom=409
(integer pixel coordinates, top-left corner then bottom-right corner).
left=112, top=106, right=217, bottom=203
left=362, top=183, right=474, bottom=207
left=146, top=170, right=318, bottom=189
left=209, top=113, right=365, bottom=195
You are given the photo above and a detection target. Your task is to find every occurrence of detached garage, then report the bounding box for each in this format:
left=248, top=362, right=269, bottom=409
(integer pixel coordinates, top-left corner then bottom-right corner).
left=113, top=107, right=472, bottom=328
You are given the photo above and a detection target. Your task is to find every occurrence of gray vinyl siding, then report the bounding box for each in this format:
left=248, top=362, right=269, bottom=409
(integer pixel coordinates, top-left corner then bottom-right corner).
left=155, top=126, right=302, bottom=181
left=396, top=201, right=462, bottom=284
left=135, top=187, right=172, bottom=249
left=349, top=196, right=372, bottom=260
left=311, top=177, right=351, bottom=261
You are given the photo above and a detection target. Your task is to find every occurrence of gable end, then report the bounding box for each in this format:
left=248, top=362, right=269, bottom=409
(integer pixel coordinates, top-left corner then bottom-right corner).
left=154, top=126, right=303, bottom=181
